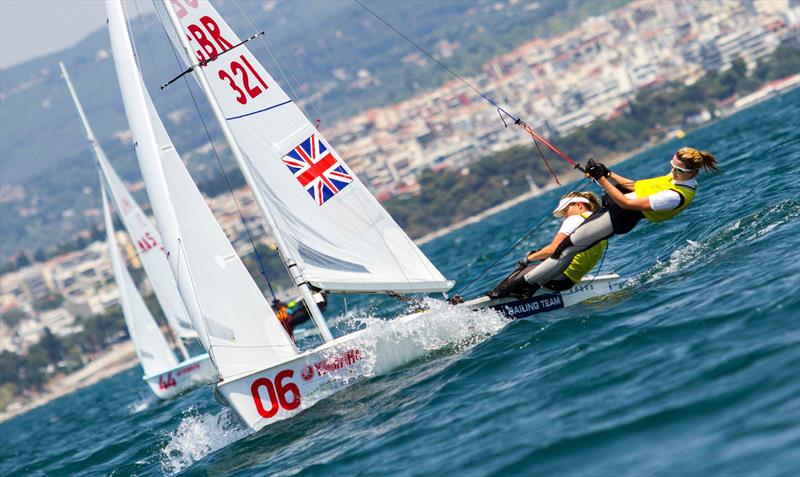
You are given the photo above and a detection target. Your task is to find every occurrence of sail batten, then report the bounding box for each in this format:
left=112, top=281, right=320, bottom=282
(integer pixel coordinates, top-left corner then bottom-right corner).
left=163, top=0, right=452, bottom=295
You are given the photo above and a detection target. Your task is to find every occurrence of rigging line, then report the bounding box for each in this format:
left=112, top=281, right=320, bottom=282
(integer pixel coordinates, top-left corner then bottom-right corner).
left=351, top=0, right=585, bottom=173
left=352, top=0, right=514, bottom=119
left=532, top=136, right=562, bottom=185
left=455, top=180, right=592, bottom=297
left=231, top=2, right=418, bottom=294
left=133, top=1, right=164, bottom=86
left=160, top=31, right=265, bottom=90
left=151, top=0, right=278, bottom=301
left=231, top=0, right=325, bottom=128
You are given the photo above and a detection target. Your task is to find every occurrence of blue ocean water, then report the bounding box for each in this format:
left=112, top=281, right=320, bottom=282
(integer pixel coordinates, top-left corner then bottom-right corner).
left=2, top=89, right=799, bottom=476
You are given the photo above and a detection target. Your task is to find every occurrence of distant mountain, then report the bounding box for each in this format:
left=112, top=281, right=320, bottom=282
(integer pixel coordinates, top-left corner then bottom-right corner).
left=0, top=0, right=628, bottom=259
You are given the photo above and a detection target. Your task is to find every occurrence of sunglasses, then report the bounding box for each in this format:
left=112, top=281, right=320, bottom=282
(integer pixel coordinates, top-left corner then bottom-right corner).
left=671, top=159, right=696, bottom=174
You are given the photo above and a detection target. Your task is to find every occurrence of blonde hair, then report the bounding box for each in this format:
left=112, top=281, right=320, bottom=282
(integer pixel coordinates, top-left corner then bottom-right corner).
left=675, top=147, right=718, bottom=172
left=561, top=191, right=601, bottom=212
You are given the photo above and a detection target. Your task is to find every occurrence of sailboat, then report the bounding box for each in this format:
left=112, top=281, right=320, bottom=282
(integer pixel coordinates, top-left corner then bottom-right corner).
left=105, top=0, right=620, bottom=430
left=61, top=63, right=218, bottom=399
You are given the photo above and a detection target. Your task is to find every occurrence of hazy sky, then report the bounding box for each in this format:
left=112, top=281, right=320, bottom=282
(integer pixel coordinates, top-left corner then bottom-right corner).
left=0, top=0, right=153, bottom=70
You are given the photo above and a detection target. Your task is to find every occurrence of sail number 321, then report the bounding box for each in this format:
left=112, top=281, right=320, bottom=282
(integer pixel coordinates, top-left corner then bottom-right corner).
left=250, top=370, right=301, bottom=418
left=171, top=0, right=269, bottom=105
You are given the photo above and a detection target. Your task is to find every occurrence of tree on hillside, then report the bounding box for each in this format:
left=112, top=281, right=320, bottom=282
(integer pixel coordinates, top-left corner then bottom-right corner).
left=40, top=327, right=64, bottom=364
left=0, top=351, right=21, bottom=384
left=20, top=345, right=50, bottom=390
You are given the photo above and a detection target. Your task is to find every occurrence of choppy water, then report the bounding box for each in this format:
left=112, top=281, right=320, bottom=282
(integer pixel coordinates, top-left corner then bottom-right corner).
left=2, top=89, right=799, bottom=476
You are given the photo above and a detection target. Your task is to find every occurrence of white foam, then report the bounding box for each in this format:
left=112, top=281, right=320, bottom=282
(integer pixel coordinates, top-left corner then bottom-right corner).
left=160, top=407, right=251, bottom=475
left=159, top=301, right=507, bottom=473
left=127, top=395, right=156, bottom=415
left=337, top=298, right=509, bottom=377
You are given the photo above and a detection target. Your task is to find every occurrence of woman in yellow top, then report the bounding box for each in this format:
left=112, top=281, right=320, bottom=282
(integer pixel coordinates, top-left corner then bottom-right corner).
left=494, top=147, right=718, bottom=298
left=489, top=191, right=607, bottom=298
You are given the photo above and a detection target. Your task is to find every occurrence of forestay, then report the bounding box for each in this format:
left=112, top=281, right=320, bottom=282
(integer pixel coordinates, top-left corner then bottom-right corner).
left=166, top=0, right=452, bottom=293
left=101, top=181, right=178, bottom=377
left=107, top=0, right=297, bottom=381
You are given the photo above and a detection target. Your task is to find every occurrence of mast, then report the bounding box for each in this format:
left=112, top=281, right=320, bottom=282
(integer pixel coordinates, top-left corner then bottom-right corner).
left=104, top=0, right=214, bottom=351
left=159, top=0, right=334, bottom=342
left=60, top=61, right=190, bottom=360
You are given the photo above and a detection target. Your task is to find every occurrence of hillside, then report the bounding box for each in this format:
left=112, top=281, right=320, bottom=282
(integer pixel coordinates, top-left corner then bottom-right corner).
left=0, top=0, right=627, bottom=259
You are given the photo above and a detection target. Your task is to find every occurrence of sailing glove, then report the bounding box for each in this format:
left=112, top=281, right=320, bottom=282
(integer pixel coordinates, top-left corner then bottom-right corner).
left=585, top=159, right=610, bottom=180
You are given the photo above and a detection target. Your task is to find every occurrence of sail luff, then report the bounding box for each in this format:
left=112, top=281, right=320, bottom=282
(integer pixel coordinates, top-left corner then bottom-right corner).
left=101, top=178, right=179, bottom=376
left=159, top=0, right=334, bottom=342
left=60, top=62, right=197, bottom=345
left=105, top=0, right=216, bottom=356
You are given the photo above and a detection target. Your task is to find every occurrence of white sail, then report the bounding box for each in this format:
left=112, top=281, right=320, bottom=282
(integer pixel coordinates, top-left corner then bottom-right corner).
left=59, top=62, right=196, bottom=341
left=164, top=0, right=452, bottom=294
left=101, top=180, right=179, bottom=377
left=106, top=0, right=297, bottom=381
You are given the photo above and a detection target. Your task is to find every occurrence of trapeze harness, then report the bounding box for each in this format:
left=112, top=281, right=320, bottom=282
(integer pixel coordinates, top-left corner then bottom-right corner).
left=494, top=212, right=608, bottom=294
left=523, top=174, right=696, bottom=287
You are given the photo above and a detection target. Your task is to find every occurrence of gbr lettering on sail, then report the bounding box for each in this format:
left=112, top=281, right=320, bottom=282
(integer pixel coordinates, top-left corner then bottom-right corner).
left=169, top=0, right=272, bottom=107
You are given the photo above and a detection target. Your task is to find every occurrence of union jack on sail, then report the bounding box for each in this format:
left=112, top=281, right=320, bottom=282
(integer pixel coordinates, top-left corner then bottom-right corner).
left=282, top=134, right=352, bottom=205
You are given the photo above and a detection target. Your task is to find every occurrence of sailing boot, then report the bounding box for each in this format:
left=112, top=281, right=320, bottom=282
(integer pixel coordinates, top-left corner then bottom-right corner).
left=488, top=271, right=540, bottom=299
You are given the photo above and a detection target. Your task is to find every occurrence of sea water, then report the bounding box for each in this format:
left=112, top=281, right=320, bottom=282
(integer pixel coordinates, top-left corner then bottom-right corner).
left=1, top=89, right=798, bottom=476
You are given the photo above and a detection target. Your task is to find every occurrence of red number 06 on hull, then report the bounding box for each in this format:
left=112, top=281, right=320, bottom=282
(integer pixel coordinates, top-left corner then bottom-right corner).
left=250, top=369, right=301, bottom=418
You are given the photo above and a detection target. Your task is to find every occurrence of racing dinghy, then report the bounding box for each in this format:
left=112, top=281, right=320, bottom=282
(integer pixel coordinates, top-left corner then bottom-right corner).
left=460, top=274, right=624, bottom=320
left=61, top=63, right=218, bottom=399
left=106, top=0, right=470, bottom=431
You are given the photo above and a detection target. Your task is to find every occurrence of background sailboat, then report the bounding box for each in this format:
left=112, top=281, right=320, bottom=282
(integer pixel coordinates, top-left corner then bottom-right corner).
left=61, top=62, right=218, bottom=399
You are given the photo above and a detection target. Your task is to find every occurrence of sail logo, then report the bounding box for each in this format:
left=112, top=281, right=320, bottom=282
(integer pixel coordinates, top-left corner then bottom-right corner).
left=283, top=134, right=352, bottom=205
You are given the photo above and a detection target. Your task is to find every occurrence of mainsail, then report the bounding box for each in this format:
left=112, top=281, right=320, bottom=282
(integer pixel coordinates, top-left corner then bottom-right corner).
left=59, top=62, right=196, bottom=342
left=106, top=0, right=297, bottom=381
left=101, top=180, right=179, bottom=377
left=164, top=0, right=452, bottom=294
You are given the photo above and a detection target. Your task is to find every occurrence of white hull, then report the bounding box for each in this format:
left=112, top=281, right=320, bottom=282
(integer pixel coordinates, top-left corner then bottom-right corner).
left=219, top=274, right=623, bottom=431
left=463, top=273, right=624, bottom=319
left=217, top=311, right=437, bottom=431
left=145, top=353, right=219, bottom=400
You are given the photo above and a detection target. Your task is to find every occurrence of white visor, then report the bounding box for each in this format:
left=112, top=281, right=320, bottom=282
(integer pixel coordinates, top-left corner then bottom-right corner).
left=552, top=196, right=591, bottom=217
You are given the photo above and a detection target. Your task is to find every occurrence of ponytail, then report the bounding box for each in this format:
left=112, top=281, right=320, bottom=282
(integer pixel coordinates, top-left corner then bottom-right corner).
left=676, top=147, right=719, bottom=173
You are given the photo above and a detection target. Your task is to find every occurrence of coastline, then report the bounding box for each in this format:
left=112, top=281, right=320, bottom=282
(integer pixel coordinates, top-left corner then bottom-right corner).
left=0, top=341, right=138, bottom=424
left=414, top=80, right=799, bottom=247
left=2, top=85, right=795, bottom=424
left=414, top=146, right=644, bottom=246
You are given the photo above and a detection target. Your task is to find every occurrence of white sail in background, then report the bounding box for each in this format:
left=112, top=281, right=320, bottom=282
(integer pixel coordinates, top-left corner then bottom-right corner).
left=101, top=181, right=179, bottom=377
left=106, top=0, right=297, bottom=381
left=165, top=0, right=452, bottom=294
left=59, top=62, right=196, bottom=341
